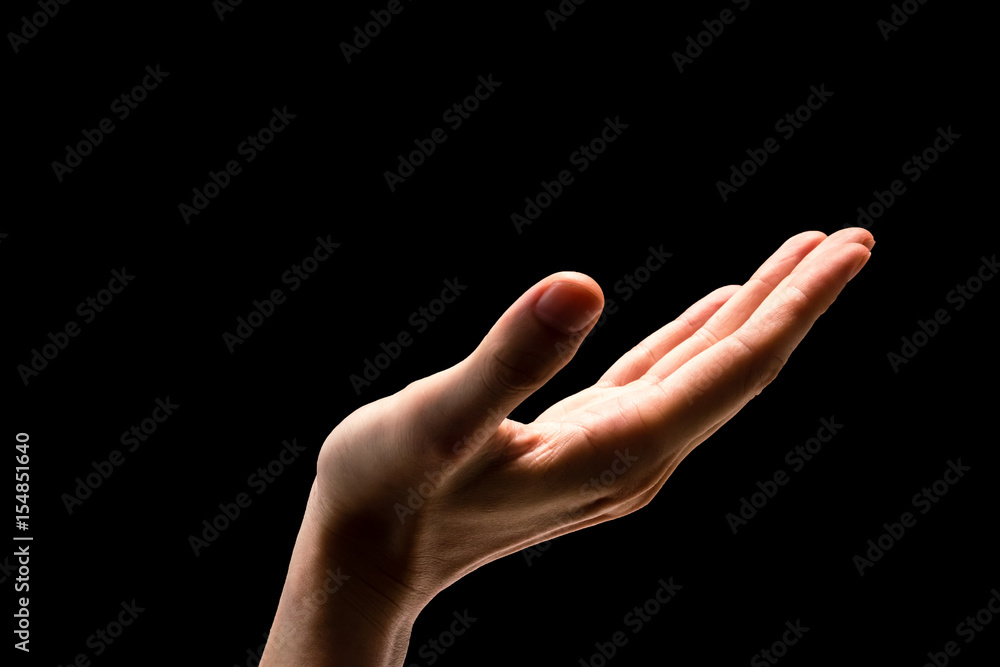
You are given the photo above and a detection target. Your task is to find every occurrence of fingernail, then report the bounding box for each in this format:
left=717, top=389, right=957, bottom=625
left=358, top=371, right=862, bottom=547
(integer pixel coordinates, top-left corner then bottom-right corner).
left=534, top=282, right=603, bottom=334
left=849, top=249, right=871, bottom=281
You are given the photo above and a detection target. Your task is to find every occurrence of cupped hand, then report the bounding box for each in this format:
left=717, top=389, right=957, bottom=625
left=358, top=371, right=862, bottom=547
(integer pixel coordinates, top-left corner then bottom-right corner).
left=309, top=228, right=873, bottom=626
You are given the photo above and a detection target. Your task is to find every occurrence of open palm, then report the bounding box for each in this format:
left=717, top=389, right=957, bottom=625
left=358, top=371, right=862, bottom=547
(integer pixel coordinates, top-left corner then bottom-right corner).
left=313, top=228, right=873, bottom=607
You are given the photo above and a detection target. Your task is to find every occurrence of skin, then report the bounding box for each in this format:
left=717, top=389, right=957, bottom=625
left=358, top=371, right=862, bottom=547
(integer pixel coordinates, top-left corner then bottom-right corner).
left=259, top=228, right=875, bottom=666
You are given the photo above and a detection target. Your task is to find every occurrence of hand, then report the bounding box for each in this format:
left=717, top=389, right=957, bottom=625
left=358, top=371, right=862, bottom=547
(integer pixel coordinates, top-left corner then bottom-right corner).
left=260, top=228, right=874, bottom=666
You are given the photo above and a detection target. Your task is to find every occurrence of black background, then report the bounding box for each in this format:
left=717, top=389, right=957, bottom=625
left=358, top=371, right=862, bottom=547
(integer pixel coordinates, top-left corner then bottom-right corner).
left=5, top=0, right=997, bottom=665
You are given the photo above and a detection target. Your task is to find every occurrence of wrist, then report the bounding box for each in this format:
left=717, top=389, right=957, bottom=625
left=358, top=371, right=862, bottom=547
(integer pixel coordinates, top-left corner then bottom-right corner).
left=261, top=479, right=427, bottom=667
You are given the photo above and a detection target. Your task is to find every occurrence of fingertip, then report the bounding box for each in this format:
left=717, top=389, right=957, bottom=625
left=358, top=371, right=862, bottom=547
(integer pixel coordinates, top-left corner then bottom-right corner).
left=543, top=271, right=605, bottom=300
left=695, top=284, right=742, bottom=313
left=823, top=227, right=875, bottom=250
left=848, top=245, right=872, bottom=281
left=792, top=230, right=829, bottom=244
left=814, top=241, right=871, bottom=284
left=841, top=227, right=875, bottom=250
left=778, top=230, right=828, bottom=255
left=709, top=284, right=742, bottom=300
left=534, top=279, right=605, bottom=334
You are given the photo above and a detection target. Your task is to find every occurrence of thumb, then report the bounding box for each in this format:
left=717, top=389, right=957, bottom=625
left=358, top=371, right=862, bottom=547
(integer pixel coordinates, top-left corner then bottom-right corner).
left=419, top=271, right=604, bottom=446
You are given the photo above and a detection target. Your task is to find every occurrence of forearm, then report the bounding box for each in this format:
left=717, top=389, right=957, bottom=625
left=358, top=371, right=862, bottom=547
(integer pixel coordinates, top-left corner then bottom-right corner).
left=260, top=481, right=422, bottom=667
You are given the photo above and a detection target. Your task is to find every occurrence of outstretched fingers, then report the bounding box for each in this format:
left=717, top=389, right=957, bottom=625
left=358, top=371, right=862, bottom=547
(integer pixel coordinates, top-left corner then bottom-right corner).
left=596, top=284, right=741, bottom=388
left=597, top=230, right=834, bottom=389
left=649, top=238, right=872, bottom=446
left=639, top=228, right=872, bottom=385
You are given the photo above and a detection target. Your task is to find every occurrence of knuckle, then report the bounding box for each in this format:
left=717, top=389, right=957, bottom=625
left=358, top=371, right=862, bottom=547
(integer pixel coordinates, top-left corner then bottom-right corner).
left=694, top=326, right=721, bottom=348
left=752, top=353, right=786, bottom=396
left=634, top=341, right=659, bottom=367
left=482, top=346, right=540, bottom=396
left=773, top=282, right=813, bottom=323
left=727, top=334, right=786, bottom=399
left=782, top=281, right=811, bottom=308
left=747, top=273, right=778, bottom=294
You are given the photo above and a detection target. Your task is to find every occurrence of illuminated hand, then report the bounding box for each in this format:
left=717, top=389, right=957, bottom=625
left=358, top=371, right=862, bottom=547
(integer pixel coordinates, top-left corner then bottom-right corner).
left=261, top=228, right=874, bottom=667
